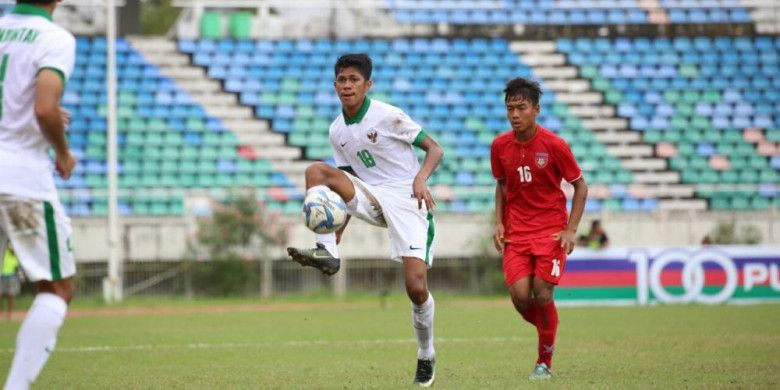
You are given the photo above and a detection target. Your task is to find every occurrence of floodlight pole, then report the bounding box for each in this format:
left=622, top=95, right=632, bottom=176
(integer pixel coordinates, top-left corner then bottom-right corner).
left=103, top=0, right=123, bottom=303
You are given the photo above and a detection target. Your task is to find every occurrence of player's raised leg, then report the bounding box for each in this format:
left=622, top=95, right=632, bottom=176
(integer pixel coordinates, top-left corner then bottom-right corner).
left=287, top=162, right=356, bottom=275
left=403, top=257, right=435, bottom=387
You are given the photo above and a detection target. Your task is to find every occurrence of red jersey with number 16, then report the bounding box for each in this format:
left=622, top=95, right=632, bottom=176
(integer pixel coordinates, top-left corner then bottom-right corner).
left=490, top=125, right=582, bottom=242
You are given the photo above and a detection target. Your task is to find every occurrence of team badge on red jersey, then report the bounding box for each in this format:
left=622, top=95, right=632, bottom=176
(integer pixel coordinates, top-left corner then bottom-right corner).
left=367, top=128, right=378, bottom=143
left=535, top=152, right=549, bottom=168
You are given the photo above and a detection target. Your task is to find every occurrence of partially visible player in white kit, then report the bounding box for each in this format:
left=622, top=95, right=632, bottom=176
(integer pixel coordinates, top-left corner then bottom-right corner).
left=0, top=1, right=77, bottom=389
left=287, top=53, right=444, bottom=387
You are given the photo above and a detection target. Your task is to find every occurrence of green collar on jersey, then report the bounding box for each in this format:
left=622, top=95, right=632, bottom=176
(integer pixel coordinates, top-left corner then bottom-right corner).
left=343, top=97, right=371, bottom=125
left=12, top=4, right=53, bottom=21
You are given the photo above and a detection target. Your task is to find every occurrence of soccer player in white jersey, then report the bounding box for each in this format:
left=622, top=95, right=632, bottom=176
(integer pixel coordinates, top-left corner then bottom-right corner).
left=0, top=1, right=77, bottom=388
left=287, top=54, right=443, bottom=387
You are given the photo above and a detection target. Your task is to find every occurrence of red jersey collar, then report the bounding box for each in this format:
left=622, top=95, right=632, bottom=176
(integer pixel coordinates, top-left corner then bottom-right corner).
left=512, top=123, right=541, bottom=145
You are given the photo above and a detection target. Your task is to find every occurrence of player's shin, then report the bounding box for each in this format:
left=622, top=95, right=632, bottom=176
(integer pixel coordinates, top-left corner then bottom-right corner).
left=535, top=301, right=559, bottom=368
left=4, top=293, right=67, bottom=390
left=412, top=292, right=435, bottom=360
left=519, top=301, right=537, bottom=326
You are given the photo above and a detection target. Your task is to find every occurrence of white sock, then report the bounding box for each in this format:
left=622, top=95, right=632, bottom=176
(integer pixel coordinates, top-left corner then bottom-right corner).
left=315, top=233, right=339, bottom=258
left=412, top=293, right=435, bottom=361
left=4, top=293, right=67, bottom=390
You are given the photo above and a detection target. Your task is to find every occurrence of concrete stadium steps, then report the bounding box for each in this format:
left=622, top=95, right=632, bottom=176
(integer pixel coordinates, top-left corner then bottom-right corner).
left=127, top=37, right=305, bottom=187
left=742, top=0, right=780, bottom=33
left=510, top=39, right=704, bottom=209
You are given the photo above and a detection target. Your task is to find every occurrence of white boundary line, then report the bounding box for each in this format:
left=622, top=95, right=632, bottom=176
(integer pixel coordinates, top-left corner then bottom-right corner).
left=0, top=336, right=526, bottom=354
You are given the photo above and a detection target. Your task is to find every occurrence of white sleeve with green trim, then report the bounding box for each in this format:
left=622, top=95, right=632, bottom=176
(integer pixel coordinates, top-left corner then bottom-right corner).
left=379, top=108, right=424, bottom=146
left=36, top=29, right=75, bottom=83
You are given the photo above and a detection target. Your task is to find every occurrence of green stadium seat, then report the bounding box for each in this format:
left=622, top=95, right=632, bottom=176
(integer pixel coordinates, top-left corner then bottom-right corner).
left=721, top=130, right=742, bottom=143
left=662, top=131, right=682, bottom=143
left=731, top=197, right=750, bottom=210
left=228, top=11, right=252, bottom=40
left=675, top=104, right=694, bottom=117
left=580, top=65, right=598, bottom=79
left=180, top=174, right=196, bottom=188
left=87, top=146, right=106, bottom=159
left=92, top=202, right=109, bottom=216
left=719, top=170, right=739, bottom=183
left=739, top=170, right=759, bottom=183
left=710, top=196, right=730, bottom=210
left=150, top=119, right=168, bottom=131
left=122, top=146, right=141, bottom=159
left=591, top=78, right=609, bottom=92
left=759, top=169, right=778, bottom=182
left=750, top=196, right=770, bottom=210
left=159, top=174, right=177, bottom=187
left=86, top=174, right=106, bottom=188
left=604, top=90, right=623, bottom=104
left=643, top=131, right=662, bottom=144
left=766, top=129, right=780, bottom=142
left=602, top=199, right=622, bottom=211
left=748, top=156, right=767, bottom=169
left=200, top=11, right=223, bottom=39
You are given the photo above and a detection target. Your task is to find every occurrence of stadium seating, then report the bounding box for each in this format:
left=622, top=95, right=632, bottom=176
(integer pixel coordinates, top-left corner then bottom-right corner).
left=558, top=36, right=780, bottom=210
left=45, top=35, right=780, bottom=215
left=181, top=38, right=640, bottom=213
left=381, top=0, right=753, bottom=25
left=59, top=37, right=297, bottom=216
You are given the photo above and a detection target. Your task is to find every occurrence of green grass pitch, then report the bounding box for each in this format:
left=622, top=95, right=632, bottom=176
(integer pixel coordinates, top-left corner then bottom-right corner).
left=0, top=295, right=778, bottom=389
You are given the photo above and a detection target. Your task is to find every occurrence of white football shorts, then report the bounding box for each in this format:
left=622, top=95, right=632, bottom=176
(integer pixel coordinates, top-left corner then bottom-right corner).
left=0, top=194, right=75, bottom=282
left=343, top=173, right=436, bottom=267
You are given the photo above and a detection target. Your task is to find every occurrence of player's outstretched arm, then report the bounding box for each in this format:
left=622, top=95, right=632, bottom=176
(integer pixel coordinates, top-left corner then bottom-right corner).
left=413, top=135, right=444, bottom=210
left=35, top=69, right=76, bottom=179
left=561, top=177, right=588, bottom=254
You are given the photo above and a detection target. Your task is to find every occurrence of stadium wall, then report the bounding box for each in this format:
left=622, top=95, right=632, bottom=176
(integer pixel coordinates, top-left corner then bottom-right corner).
left=70, top=211, right=780, bottom=262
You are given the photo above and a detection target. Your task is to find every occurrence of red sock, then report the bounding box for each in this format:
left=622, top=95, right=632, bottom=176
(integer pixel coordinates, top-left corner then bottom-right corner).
left=535, top=301, right=559, bottom=368
left=519, top=301, right=537, bottom=326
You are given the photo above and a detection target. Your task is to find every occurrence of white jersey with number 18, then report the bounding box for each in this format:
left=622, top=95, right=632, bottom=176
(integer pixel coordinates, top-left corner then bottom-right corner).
left=329, top=98, right=427, bottom=188
left=0, top=5, right=75, bottom=202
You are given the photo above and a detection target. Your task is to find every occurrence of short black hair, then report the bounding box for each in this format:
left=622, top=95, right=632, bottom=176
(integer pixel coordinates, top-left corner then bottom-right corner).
left=334, top=53, right=372, bottom=81
left=16, top=0, right=59, bottom=4
left=504, top=77, right=542, bottom=105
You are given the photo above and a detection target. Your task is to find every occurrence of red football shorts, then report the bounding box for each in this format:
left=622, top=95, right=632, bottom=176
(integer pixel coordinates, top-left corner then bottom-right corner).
left=503, top=236, right=567, bottom=286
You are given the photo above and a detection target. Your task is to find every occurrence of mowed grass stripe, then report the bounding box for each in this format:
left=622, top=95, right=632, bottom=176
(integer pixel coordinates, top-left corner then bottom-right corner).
left=0, top=336, right=526, bottom=354
left=0, top=297, right=777, bottom=389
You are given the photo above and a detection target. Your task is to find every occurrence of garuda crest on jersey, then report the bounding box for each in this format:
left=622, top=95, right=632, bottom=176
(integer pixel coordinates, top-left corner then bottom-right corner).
left=535, top=152, right=549, bottom=168
left=367, top=128, right=378, bottom=143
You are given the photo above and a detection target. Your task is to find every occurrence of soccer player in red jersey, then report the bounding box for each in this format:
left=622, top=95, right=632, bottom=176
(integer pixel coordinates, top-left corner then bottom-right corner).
left=490, top=77, right=588, bottom=380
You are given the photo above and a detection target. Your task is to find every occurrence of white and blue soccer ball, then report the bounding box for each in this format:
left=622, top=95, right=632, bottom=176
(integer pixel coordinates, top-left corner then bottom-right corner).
left=302, top=188, right=348, bottom=234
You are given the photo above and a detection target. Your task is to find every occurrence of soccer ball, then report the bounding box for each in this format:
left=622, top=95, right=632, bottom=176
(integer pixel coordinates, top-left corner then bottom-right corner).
left=302, top=188, right=348, bottom=234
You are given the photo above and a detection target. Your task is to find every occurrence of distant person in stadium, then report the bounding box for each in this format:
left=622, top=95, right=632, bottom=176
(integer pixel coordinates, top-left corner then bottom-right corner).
left=0, top=0, right=78, bottom=388
left=286, top=53, right=443, bottom=387
left=491, top=77, right=588, bottom=381
left=1, top=244, right=22, bottom=320
left=582, top=219, right=609, bottom=249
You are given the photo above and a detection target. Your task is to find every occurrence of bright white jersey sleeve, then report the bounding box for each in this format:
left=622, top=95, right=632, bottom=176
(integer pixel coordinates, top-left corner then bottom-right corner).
left=329, top=98, right=426, bottom=187
left=0, top=9, right=76, bottom=202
